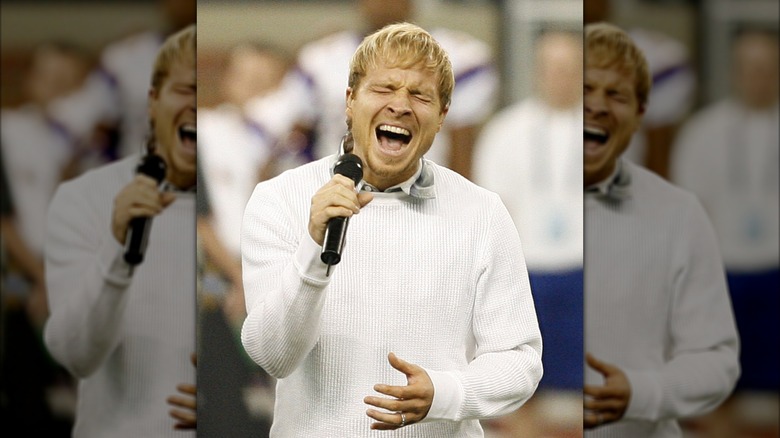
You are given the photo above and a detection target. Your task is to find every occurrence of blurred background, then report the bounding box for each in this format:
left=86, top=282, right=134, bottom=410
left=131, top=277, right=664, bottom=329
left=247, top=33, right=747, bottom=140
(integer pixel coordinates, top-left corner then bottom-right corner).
left=1, top=1, right=777, bottom=437
left=589, top=1, right=778, bottom=438
left=1, top=0, right=195, bottom=434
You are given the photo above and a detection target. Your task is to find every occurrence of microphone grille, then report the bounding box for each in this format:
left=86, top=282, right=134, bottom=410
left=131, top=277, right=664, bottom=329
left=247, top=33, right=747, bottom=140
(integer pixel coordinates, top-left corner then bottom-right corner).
left=333, top=153, right=363, bottom=185
left=137, top=154, right=167, bottom=184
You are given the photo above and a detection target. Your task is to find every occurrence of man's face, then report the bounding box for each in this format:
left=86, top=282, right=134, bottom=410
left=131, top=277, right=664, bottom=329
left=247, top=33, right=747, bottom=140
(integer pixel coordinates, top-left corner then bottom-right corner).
left=346, top=61, right=447, bottom=190
left=148, top=58, right=196, bottom=188
left=583, top=65, right=644, bottom=186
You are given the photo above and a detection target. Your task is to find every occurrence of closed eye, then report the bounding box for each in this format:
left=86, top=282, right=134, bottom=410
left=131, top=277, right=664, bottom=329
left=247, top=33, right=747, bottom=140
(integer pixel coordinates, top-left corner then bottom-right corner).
left=608, top=90, right=628, bottom=103
left=371, top=86, right=394, bottom=94
left=174, top=85, right=196, bottom=96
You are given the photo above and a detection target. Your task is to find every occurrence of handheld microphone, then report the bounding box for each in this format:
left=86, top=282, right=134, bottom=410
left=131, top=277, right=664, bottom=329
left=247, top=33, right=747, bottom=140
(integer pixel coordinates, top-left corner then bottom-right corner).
left=123, top=153, right=167, bottom=266
left=321, top=153, right=363, bottom=275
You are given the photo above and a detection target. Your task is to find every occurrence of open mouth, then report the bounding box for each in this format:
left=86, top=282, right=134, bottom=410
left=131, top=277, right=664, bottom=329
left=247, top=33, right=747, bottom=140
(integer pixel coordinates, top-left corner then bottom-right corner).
left=178, top=124, right=197, bottom=154
left=375, top=124, right=412, bottom=155
left=584, top=126, right=608, bottom=145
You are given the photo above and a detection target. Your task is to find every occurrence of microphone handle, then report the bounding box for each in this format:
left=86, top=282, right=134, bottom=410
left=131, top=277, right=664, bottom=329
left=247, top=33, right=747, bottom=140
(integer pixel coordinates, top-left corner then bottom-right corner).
left=321, top=216, right=350, bottom=266
left=124, top=216, right=153, bottom=266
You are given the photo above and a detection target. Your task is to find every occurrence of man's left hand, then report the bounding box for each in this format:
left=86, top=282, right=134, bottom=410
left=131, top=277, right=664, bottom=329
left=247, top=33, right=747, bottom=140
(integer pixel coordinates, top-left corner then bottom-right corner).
left=364, top=352, right=434, bottom=430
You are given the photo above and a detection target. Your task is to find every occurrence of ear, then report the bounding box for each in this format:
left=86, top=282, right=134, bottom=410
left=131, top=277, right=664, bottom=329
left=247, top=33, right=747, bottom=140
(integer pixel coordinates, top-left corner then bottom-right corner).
left=632, top=103, right=646, bottom=132
left=345, top=87, right=354, bottom=124
left=436, top=104, right=449, bottom=132
left=147, top=87, right=159, bottom=120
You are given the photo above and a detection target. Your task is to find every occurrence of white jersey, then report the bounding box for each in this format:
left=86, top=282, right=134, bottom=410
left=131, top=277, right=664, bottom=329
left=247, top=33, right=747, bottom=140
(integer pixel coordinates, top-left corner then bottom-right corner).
left=199, top=106, right=269, bottom=258
left=1, top=105, right=74, bottom=256
left=474, top=98, right=583, bottom=271
left=671, top=100, right=779, bottom=271
left=293, top=27, right=499, bottom=166
left=200, top=78, right=311, bottom=258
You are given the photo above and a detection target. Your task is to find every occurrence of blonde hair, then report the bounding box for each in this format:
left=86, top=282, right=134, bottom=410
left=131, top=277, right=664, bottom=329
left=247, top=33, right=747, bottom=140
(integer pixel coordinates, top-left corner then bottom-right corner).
left=349, top=22, right=454, bottom=110
left=585, top=22, right=651, bottom=107
left=150, top=24, right=195, bottom=91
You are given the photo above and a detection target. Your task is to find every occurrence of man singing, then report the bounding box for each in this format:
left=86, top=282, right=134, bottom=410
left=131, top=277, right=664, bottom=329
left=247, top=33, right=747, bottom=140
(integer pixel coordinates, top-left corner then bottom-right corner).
left=241, top=23, right=542, bottom=436
left=43, top=25, right=196, bottom=437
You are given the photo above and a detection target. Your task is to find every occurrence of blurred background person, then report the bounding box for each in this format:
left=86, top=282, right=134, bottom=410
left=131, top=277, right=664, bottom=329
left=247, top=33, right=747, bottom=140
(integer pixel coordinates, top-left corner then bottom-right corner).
left=49, top=0, right=196, bottom=166
left=2, top=148, right=76, bottom=435
left=670, top=28, right=779, bottom=438
left=2, top=3, right=197, bottom=436
left=0, top=40, right=91, bottom=435
left=1, top=41, right=90, bottom=327
left=474, top=30, right=583, bottom=438
left=584, top=0, right=696, bottom=180
left=197, top=41, right=310, bottom=437
left=199, top=41, right=309, bottom=330
left=289, top=0, right=498, bottom=180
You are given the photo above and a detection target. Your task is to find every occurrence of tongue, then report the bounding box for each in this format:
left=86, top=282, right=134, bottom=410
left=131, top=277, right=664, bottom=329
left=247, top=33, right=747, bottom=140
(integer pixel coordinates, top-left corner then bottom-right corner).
left=180, top=136, right=196, bottom=153
left=584, top=139, right=604, bottom=155
left=379, top=135, right=404, bottom=152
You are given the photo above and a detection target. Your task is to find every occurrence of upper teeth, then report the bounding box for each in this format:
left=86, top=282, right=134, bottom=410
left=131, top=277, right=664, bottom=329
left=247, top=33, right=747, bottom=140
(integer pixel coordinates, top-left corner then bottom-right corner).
left=584, top=126, right=606, bottom=136
left=181, top=124, right=196, bottom=134
left=378, top=124, right=410, bottom=136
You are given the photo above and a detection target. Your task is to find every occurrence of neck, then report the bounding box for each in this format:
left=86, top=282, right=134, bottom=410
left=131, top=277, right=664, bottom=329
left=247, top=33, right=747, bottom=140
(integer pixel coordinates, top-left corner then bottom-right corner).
left=584, top=164, right=615, bottom=188
left=167, top=171, right=195, bottom=191
left=363, top=162, right=420, bottom=192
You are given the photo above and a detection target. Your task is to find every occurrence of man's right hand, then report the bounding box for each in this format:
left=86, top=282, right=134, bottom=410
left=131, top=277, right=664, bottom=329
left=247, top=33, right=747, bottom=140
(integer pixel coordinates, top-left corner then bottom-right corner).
left=583, top=352, right=631, bottom=429
left=308, top=174, right=373, bottom=246
left=112, top=175, right=176, bottom=245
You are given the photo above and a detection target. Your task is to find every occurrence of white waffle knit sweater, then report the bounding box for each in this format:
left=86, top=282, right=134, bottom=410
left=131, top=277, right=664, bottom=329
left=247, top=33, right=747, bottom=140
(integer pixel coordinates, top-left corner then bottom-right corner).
left=584, top=160, right=740, bottom=438
left=241, top=156, right=543, bottom=437
left=44, top=155, right=196, bottom=438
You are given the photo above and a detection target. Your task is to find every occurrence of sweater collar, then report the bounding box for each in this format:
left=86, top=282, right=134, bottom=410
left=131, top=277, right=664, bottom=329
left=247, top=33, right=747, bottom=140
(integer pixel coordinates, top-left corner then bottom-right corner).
left=360, top=159, right=436, bottom=199
left=330, top=156, right=436, bottom=199
left=585, top=159, right=632, bottom=201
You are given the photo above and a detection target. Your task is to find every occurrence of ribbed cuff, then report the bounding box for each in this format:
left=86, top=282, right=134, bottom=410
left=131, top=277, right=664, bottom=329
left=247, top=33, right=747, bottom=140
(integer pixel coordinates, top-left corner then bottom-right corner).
left=100, top=232, right=134, bottom=286
left=420, top=368, right=464, bottom=422
left=293, top=232, right=332, bottom=283
left=623, top=367, right=662, bottom=421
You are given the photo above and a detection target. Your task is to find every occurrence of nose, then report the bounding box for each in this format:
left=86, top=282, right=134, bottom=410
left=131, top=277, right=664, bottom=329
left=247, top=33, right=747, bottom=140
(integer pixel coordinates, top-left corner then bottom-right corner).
left=584, top=90, right=607, bottom=116
left=387, top=91, right=412, bottom=116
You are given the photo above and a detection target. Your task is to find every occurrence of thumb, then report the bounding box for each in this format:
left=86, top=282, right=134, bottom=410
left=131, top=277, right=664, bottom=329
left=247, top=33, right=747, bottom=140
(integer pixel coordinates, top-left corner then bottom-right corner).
left=586, top=352, right=615, bottom=377
left=161, top=192, right=177, bottom=208
left=357, top=192, right=373, bottom=208
left=388, top=352, right=416, bottom=377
